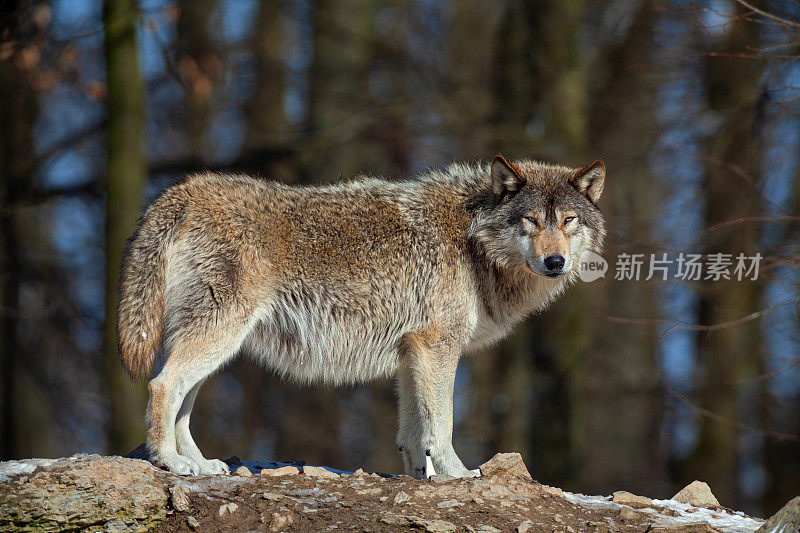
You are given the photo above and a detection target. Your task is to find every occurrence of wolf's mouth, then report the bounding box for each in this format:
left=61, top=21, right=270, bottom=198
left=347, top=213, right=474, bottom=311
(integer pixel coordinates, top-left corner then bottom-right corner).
left=526, top=259, right=571, bottom=279
left=527, top=263, right=566, bottom=278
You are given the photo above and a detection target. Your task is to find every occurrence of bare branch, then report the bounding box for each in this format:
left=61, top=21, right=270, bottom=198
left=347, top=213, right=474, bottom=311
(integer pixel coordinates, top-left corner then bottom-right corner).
left=668, top=388, right=800, bottom=442
left=598, top=296, right=800, bottom=336
left=702, top=216, right=800, bottom=234
left=733, top=0, right=800, bottom=30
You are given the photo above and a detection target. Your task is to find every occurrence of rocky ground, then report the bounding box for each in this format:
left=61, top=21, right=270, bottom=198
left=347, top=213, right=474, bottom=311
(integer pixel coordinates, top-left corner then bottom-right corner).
left=0, top=450, right=789, bottom=532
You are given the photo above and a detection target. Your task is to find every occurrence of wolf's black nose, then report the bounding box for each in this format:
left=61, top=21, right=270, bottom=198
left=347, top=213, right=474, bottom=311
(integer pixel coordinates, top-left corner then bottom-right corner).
left=544, top=254, right=565, bottom=271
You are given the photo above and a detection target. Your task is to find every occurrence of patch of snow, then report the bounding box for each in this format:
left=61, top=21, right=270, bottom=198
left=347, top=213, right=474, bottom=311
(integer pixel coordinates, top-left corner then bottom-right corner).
left=238, top=460, right=352, bottom=476
left=651, top=499, right=764, bottom=533
left=561, top=491, right=763, bottom=533
left=562, top=491, right=618, bottom=510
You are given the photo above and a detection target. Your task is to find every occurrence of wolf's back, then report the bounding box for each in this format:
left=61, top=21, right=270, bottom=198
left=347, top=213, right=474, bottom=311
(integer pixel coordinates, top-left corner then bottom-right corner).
left=117, top=191, right=185, bottom=380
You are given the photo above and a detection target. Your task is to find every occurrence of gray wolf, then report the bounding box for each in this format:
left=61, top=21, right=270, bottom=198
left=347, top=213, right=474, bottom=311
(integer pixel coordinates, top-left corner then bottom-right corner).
left=117, top=155, right=606, bottom=478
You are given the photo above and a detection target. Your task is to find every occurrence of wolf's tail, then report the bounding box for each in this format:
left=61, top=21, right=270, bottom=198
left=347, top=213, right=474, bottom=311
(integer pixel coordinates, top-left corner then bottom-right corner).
left=117, top=193, right=184, bottom=380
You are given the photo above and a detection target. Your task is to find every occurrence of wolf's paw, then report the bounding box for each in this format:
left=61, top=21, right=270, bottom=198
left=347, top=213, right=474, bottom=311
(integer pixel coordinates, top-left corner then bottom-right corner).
left=157, top=453, right=201, bottom=476
left=196, top=458, right=230, bottom=475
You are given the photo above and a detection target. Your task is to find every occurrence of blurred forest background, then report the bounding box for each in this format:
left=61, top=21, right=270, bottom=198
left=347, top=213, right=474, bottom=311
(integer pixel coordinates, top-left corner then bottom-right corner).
left=1, top=0, right=799, bottom=517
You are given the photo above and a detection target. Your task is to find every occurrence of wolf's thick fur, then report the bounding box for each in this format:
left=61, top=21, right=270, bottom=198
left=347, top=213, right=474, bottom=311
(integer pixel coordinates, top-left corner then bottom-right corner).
left=118, top=156, right=606, bottom=478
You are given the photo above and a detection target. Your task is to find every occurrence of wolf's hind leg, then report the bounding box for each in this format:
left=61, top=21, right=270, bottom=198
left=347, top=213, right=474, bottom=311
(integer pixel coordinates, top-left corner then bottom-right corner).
left=395, top=332, right=478, bottom=479
left=175, top=381, right=203, bottom=461
left=147, top=322, right=246, bottom=476
left=175, top=380, right=229, bottom=475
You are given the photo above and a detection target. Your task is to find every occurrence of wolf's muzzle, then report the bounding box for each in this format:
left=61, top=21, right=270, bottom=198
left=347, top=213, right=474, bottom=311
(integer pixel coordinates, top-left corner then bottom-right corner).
left=543, top=254, right=566, bottom=274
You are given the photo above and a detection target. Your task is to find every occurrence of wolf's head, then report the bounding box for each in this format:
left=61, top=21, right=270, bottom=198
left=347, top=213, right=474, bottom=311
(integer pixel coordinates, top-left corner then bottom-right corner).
left=469, top=155, right=606, bottom=280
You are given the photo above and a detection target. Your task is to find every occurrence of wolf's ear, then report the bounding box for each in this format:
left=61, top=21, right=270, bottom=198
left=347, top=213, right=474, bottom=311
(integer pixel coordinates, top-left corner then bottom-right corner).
left=491, top=155, right=525, bottom=202
left=571, top=160, right=605, bottom=204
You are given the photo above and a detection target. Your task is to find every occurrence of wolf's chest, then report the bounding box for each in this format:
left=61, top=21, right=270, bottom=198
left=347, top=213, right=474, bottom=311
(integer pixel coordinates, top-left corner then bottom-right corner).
left=464, top=313, right=517, bottom=353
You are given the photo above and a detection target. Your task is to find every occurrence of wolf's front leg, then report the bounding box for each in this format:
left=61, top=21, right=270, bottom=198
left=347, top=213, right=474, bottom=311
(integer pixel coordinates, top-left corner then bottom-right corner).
left=395, top=334, right=479, bottom=479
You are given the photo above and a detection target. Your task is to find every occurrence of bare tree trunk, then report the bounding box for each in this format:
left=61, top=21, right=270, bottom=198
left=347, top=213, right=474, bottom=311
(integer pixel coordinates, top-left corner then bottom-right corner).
left=102, top=0, right=148, bottom=454
left=444, top=0, right=499, bottom=159
left=245, top=0, right=295, bottom=181
left=521, top=0, right=587, bottom=158
left=0, top=1, right=38, bottom=460
left=578, top=0, right=667, bottom=497
left=687, top=3, right=766, bottom=509
left=176, top=0, right=216, bottom=161
left=304, top=0, right=379, bottom=180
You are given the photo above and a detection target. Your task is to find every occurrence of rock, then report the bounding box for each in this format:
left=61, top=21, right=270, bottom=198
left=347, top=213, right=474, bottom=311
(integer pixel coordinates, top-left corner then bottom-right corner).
left=437, top=499, right=463, bottom=508
left=482, top=484, right=512, bottom=500
left=380, top=513, right=457, bottom=532
left=757, top=496, right=800, bottom=533
left=517, top=519, right=533, bottom=533
left=0, top=454, right=169, bottom=530
left=0, top=452, right=764, bottom=532
left=541, top=484, right=566, bottom=498
left=169, top=484, right=191, bottom=512
left=259, top=465, right=299, bottom=477
left=355, top=487, right=382, bottom=496
left=303, top=465, right=340, bottom=479
left=234, top=466, right=253, bottom=477
left=672, top=481, right=720, bottom=508
left=612, top=491, right=653, bottom=508
left=218, top=502, right=238, bottom=516
left=269, top=512, right=293, bottom=532
left=352, top=468, right=367, bottom=476
left=618, top=507, right=642, bottom=521
left=186, top=515, right=200, bottom=530
left=479, top=453, right=532, bottom=480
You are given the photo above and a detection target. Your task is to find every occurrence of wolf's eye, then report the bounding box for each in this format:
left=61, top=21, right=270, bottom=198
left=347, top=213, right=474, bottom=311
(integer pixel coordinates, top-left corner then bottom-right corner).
left=564, top=216, right=576, bottom=224
left=523, top=216, right=538, bottom=226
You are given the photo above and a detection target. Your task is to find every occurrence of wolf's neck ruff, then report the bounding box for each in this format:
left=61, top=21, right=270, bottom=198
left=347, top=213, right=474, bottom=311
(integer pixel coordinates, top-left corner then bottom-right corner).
left=117, top=156, right=606, bottom=478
